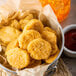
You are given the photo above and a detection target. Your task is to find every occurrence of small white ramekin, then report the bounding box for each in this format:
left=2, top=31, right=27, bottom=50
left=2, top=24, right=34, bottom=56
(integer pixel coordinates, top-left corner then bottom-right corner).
left=63, top=24, right=76, bottom=58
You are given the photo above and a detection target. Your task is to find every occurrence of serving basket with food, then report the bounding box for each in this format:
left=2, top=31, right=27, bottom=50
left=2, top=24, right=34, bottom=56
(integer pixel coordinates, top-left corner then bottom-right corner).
left=0, top=0, right=64, bottom=76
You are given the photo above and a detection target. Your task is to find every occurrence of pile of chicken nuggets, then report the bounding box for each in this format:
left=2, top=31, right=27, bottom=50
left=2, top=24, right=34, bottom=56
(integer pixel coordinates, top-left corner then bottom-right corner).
left=0, top=11, right=60, bottom=69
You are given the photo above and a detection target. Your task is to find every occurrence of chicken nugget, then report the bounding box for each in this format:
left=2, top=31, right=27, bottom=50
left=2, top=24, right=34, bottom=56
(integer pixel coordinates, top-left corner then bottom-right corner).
left=18, top=30, right=41, bottom=49
left=0, top=26, right=21, bottom=44
left=6, top=47, right=30, bottom=69
left=6, top=40, right=19, bottom=52
left=42, top=31, right=57, bottom=45
left=19, top=14, right=33, bottom=30
left=44, top=27, right=56, bottom=35
left=27, top=38, right=52, bottom=60
left=8, top=12, right=20, bottom=20
left=18, top=11, right=30, bottom=19
left=19, top=19, right=29, bottom=30
left=23, top=19, right=44, bottom=33
left=51, top=44, right=58, bottom=55
left=45, top=50, right=60, bottom=64
left=10, top=19, right=21, bottom=30
left=27, top=59, right=41, bottom=68
left=24, top=14, right=33, bottom=20
left=0, top=39, right=6, bottom=46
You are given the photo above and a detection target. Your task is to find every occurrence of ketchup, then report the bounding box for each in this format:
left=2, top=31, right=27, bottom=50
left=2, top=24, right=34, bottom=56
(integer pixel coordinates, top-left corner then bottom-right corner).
left=65, top=29, right=76, bottom=51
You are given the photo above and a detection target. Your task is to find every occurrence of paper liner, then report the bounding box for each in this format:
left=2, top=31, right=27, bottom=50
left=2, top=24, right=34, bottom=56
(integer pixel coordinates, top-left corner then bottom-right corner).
left=0, top=59, right=72, bottom=76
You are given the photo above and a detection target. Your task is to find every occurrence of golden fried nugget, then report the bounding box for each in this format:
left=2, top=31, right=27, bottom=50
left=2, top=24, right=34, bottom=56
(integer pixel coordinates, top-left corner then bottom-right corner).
left=18, top=30, right=41, bottom=49
left=27, top=59, right=41, bottom=68
left=19, top=14, right=33, bottom=30
left=23, top=19, right=44, bottom=33
left=10, top=19, right=21, bottom=30
left=0, top=26, right=21, bottom=44
left=18, top=11, right=30, bottom=19
left=25, top=14, right=33, bottom=20
left=27, top=38, right=52, bottom=60
left=29, top=10, right=39, bottom=19
left=42, top=31, right=57, bottom=45
left=0, top=39, right=6, bottom=46
left=6, top=40, right=19, bottom=52
left=8, top=12, right=20, bottom=20
left=19, top=19, right=29, bottom=30
left=45, top=50, right=60, bottom=64
left=51, top=44, right=58, bottom=55
left=44, top=27, right=56, bottom=35
left=1, top=15, right=11, bottom=26
left=6, top=47, right=30, bottom=69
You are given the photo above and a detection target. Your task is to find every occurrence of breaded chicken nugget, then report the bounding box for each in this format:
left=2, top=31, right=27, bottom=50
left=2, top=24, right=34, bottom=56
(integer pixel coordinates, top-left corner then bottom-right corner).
left=23, top=19, right=44, bottom=33
left=0, top=39, right=6, bottom=47
left=27, top=38, right=52, bottom=60
left=27, top=59, right=41, bottom=68
left=6, top=40, right=19, bottom=52
left=6, top=47, right=30, bottom=69
left=51, top=44, right=58, bottom=55
left=42, top=31, right=57, bottom=45
left=18, top=30, right=41, bottom=49
left=19, top=19, right=29, bottom=30
left=10, top=19, right=21, bottom=30
left=44, top=27, right=56, bottom=35
left=45, top=50, right=60, bottom=64
left=0, top=26, right=21, bottom=44
left=18, top=11, right=30, bottom=19
left=24, top=14, right=33, bottom=20
left=19, top=14, right=33, bottom=30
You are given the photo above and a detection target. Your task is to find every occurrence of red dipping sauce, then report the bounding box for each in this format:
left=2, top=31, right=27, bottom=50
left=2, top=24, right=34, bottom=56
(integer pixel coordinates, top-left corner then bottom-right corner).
left=65, top=29, right=76, bottom=51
